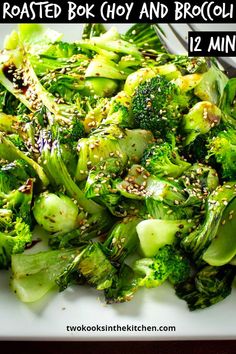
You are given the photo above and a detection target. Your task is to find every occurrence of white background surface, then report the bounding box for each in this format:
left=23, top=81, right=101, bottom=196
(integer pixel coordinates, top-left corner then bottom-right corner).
left=1, top=268, right=236, bottom=340
left=0, top=23, right=236, bottom=340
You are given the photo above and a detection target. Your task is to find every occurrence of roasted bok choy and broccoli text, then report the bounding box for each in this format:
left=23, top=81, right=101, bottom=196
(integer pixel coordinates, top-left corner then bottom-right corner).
left=0, top=23, right=236, bottom=311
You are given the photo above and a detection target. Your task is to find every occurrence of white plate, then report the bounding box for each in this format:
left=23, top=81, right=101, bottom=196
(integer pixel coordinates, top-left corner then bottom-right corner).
left=0, top=23, right=236, bottom=341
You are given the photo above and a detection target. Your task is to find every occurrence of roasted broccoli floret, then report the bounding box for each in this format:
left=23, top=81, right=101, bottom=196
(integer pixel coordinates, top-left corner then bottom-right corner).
left=105, top=245, right=191, bottom=304
left=141, top=137, right=191, bottom=178
left=207, top=129, right=236, bottom=180
left=0, top=217, right=32, bottom=268
left=57, top=117, right=85, bottom=147
left=0, top=160, right=34, bottom=225
left=180, top=133, right=209, bottom=164
left=131, top=75, right=189, bottom=137
left=101, top=91, right=134, bottom=128
left=133, top=245, right=191, bottom=288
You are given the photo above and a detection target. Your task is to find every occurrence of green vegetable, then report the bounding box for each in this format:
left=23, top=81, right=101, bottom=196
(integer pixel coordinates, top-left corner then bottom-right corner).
left=124, top=67, right=156, bottom=96
left=202, top=198, right=236, bottom=266
left=33, top=192, right=80, bottom=233
left=0, top=160, right=34, bottom=226
left=102, top=91, right=134, bottom=128
left=181, top=183, right=236, bottom=262
left=0, top=23, right=234, bottom=311
left=194, top=64, right=228, bottom=105
left=182, top=101, right=222, bottom=145
left=175, top=265, right=235, bottom=311
left=131, top=75, right=189, bottom=137
left=0, top=218, right=32, bottom=269
left=220, top=78, right=236, bottom=127
left=0, top=132, right=49, bottom=186
left=82, top=24, right=106, bottom=39
left=174, top=73, right=203, bottom=92
left=141, top=137, right=191, bottom=178
left=105, top=264, right=139, bottom=304
left=133, top=245, right=190, bottom=288
left=116, top=164, right=188, bottom=207
left=207, top=128, right=236, bottom=180
left=124, top=24, right=166, bottom=54
left=173, top=56, right=208, bottom=75
left=80, top=27, right=142, bottom=59
left=56, top=243, right=117, bottom=291
left=137, top=219, right=194, bottom=258
left=103, top=216, right=141, bottom=263
left=76, top=125, right=153, bottom=181
left=11, top=248, right=82, bottom=302
left=105, top=245, right=191, bottom=304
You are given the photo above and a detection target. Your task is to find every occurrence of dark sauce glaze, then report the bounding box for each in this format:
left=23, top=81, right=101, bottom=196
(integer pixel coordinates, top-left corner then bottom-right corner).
left=25, top=239, right=41, bottom=249
left=3, top=63, right=29, bottom=94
